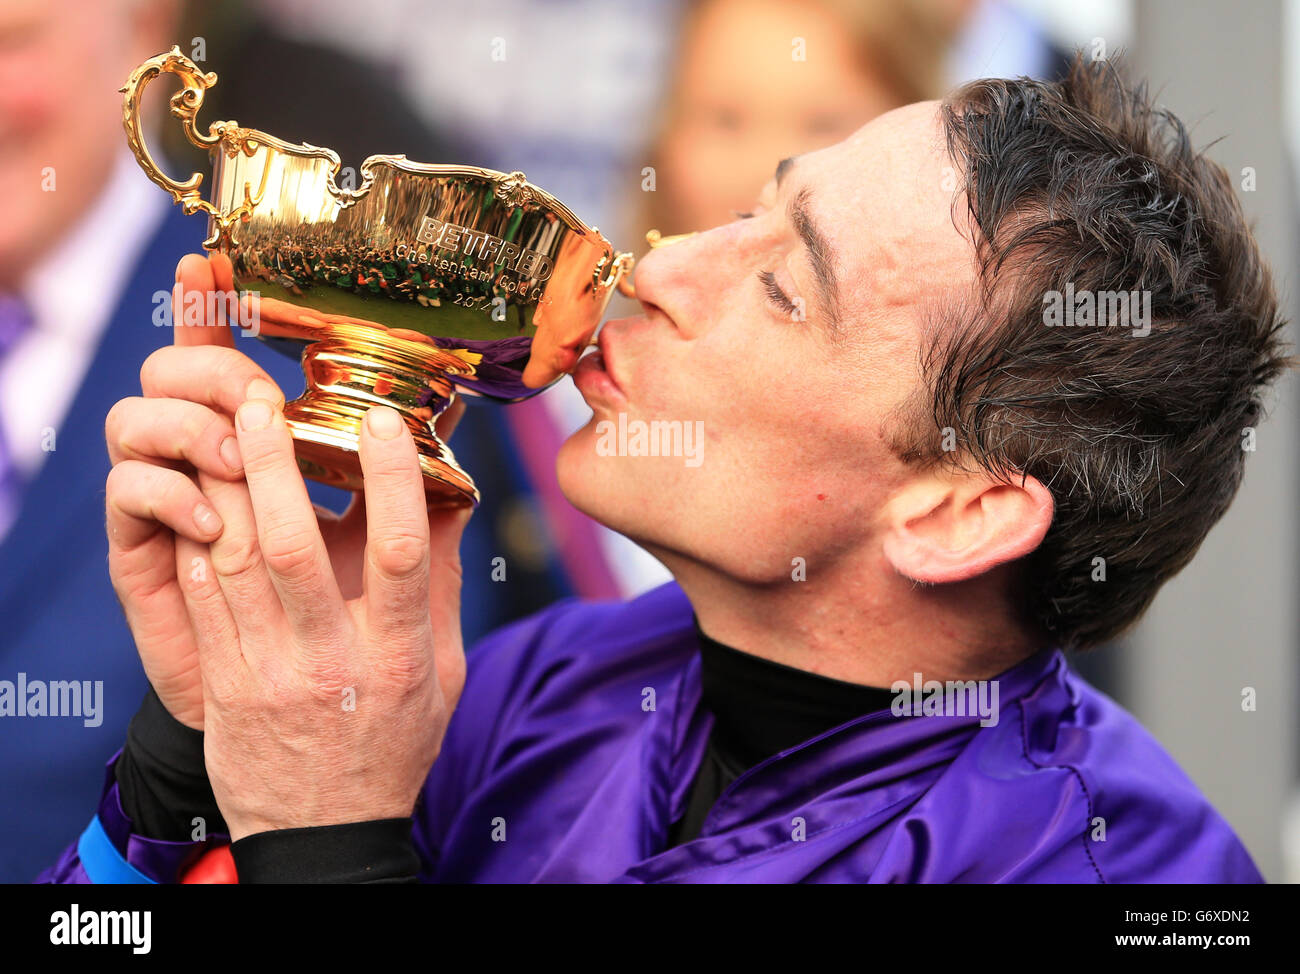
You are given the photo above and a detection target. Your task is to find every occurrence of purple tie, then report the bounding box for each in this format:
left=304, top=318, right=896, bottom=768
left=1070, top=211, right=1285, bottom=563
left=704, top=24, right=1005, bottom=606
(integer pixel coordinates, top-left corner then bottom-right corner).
left=0, top=294, right=33, bottom=536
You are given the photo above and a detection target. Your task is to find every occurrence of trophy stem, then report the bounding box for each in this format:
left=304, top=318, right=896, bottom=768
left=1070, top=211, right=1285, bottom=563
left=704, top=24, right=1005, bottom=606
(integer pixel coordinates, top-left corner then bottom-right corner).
left=283, top=331, right=479, bottom=507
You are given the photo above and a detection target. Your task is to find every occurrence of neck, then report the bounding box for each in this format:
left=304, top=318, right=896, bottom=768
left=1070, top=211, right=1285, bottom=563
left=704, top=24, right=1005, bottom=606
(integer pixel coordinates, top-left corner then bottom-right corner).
left=656, top=547, right=1036, bottom=687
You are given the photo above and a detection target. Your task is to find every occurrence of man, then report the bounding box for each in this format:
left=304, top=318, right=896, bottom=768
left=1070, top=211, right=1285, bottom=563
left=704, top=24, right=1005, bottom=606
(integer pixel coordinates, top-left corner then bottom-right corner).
left=42, top=58, right=1280, bottom=883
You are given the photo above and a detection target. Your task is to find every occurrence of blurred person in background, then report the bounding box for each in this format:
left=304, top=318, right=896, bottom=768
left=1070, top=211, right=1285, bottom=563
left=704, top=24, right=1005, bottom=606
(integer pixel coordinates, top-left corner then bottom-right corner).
left=0, top=0, right=196, bottom=883
left=640, top=0, right=967, bottom=238
left=947, top=0, right=1074, bottom=88
left=0, top=0, right=546, bottom=880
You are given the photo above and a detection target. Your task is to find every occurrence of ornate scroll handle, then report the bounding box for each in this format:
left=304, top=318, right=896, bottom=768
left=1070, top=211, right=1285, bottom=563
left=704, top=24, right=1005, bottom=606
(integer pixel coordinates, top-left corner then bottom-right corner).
left=614, top=229, right=697, bottom=298
left=593, top=250, right=635, bottom=295
left=324, top=155, right=379, bottom=208
left=119, top=46, right=258, bottom=247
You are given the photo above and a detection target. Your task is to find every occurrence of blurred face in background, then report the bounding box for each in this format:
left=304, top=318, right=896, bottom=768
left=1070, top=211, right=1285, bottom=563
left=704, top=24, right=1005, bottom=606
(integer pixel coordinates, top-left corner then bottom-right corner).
left=650, top=0, right=953, bottom=234
left=0, top=0, right=175, bottom=289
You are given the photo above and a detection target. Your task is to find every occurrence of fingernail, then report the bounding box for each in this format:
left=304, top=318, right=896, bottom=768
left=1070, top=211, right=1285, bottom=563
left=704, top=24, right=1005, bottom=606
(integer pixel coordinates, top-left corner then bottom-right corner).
left=367, top=406, right=403, bottom=440
left=193, top=503, right=222, bottom=536
left=238, top=400, right=272, bottom=432
left=219, top=435, right=242, bottom=472
left=245, top=377, right=282, bottom=406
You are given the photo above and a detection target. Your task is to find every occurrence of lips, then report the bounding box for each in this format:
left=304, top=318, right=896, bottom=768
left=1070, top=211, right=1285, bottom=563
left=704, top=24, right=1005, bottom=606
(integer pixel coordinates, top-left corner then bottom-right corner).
left=571, top=312, right=653, bottom=409
left=573, top=341, right=627, bottom=410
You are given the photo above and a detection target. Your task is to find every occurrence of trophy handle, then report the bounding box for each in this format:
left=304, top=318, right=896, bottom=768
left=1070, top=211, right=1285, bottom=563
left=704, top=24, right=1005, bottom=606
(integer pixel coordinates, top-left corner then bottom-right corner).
left=595, top=251, right=635, bottom=295
left=322, top=155, right=382, bottom=208
left=119, top=46, right=257, bottom=248
left=646, top=229, right=698, bottom=248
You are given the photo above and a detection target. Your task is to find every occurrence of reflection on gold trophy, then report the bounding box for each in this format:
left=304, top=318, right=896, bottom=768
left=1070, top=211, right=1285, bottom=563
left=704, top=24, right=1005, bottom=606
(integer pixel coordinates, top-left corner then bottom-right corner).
left=120, top=47, right=644, bottom=506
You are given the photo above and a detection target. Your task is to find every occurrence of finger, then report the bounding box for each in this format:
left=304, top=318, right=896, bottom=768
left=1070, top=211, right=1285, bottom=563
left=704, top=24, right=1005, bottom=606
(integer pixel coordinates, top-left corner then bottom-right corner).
left=212, top=253, right=262, bottom=341
left=318, top=495, right=367, bottom=601
left=427, top=501, right=472, bottom=618
left=105, top=496, right=200, bottom=724
left=106, top=460, right=219, bottom=672
left=140, top=344, right=284, bottom=418
left=104, top=459, right=225, bottom=694
left=210, top=252, right=235, bottom=294
left=196, top=470, right=286, bottom=665
left=235, top=396, right=347, bottom=642
left=424, top=500, right=471, bottom=713
left=174, top=252, right=236, bottom=349
left=106, top=397, right=243, bottom=478
left=175, top=534, right=246, bottom=692
left=106, top=460, right=224, bottom=553
left=359, top=406, right=431, bottom=638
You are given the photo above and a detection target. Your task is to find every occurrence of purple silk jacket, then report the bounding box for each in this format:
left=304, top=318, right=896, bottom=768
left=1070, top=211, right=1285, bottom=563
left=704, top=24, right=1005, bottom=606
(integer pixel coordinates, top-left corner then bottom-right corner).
left=41, top=581, right=1262, bottom=883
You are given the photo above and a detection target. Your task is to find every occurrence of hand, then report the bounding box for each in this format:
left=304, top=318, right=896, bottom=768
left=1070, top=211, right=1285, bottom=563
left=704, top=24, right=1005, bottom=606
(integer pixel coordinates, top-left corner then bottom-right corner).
left=174, top=390, right=470, bottom=840
left=106, top=253, right=465, bottom=730
left=104, top=253, right=252, bottom=729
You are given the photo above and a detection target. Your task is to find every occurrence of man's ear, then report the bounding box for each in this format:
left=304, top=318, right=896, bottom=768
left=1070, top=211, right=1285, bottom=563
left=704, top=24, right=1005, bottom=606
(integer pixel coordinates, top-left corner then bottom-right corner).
left=880, top=466, right=1054, bottom=584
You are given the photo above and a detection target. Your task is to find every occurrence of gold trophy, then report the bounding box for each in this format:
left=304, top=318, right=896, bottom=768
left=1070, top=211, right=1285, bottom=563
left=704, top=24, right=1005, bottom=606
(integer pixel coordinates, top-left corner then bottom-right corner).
left=120, top=47, right=641, bottom=506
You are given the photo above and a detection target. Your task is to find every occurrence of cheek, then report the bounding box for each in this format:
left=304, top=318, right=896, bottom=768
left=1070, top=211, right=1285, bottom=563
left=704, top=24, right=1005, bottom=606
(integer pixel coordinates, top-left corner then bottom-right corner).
left=632, top=341, right=744, bottom=439
left=638, top=360, right=829, bottom=500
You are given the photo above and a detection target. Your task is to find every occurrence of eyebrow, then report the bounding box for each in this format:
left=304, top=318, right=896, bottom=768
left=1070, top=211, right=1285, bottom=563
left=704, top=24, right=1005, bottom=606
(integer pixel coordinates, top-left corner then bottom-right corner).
left=778, top=157, right=842, bottom=331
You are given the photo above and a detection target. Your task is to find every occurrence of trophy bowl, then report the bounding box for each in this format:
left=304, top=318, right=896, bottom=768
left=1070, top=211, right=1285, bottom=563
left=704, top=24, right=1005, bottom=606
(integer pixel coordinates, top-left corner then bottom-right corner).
left=120, top=47, right=636, bottom=506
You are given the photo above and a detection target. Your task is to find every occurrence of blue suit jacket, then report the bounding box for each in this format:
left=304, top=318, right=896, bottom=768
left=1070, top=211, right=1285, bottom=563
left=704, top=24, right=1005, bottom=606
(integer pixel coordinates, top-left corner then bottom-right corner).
left=0, top=205, right=572, bottom=880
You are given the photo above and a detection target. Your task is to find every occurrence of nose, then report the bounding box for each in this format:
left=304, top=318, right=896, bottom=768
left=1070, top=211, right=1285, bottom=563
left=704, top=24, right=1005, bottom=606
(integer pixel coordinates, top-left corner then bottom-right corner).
left=616, top=230, right=699, bottom=299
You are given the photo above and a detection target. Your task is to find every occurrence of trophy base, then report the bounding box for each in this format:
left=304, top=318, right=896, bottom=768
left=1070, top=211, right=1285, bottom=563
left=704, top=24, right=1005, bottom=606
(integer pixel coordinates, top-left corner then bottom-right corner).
left=287, top=409, right=478, bottom=507
left=277, top=328, right=481, bottom=507
left=287, top=423, right=476, bottom=508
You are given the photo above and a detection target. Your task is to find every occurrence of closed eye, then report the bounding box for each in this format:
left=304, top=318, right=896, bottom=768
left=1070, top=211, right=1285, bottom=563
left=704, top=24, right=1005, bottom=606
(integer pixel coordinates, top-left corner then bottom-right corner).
left=757, top=270, right=799, bottom=317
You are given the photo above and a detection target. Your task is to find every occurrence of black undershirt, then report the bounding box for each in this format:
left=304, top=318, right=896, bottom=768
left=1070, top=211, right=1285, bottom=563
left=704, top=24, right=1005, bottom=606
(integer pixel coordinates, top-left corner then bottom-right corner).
left=663, top=617, right=898, bottom=848
left=115, top=693, right=421, bottom=883
left=116, top=624, right=898, bottom=880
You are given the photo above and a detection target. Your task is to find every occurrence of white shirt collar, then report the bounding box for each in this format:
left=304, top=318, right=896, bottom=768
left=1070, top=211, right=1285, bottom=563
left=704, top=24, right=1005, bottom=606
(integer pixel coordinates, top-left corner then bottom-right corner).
left=1, top=148, right=169, bottom=481
left=21, top=146, right=169, bottom=342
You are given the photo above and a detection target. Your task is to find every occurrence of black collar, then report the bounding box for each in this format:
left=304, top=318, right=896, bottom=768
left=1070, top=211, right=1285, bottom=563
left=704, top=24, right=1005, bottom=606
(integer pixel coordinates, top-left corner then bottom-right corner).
left=692, top=615, right=898, bottom=770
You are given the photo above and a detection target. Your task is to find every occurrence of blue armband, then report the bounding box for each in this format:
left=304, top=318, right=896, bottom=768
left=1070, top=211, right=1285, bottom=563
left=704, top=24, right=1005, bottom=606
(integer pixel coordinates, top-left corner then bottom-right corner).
left=76, top=816, right=157, bottom=884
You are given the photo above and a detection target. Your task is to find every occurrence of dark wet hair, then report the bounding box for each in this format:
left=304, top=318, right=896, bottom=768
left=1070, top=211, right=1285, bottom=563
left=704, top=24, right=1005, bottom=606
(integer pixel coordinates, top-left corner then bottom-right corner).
left=895, top=54, right=1292, bottom=650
